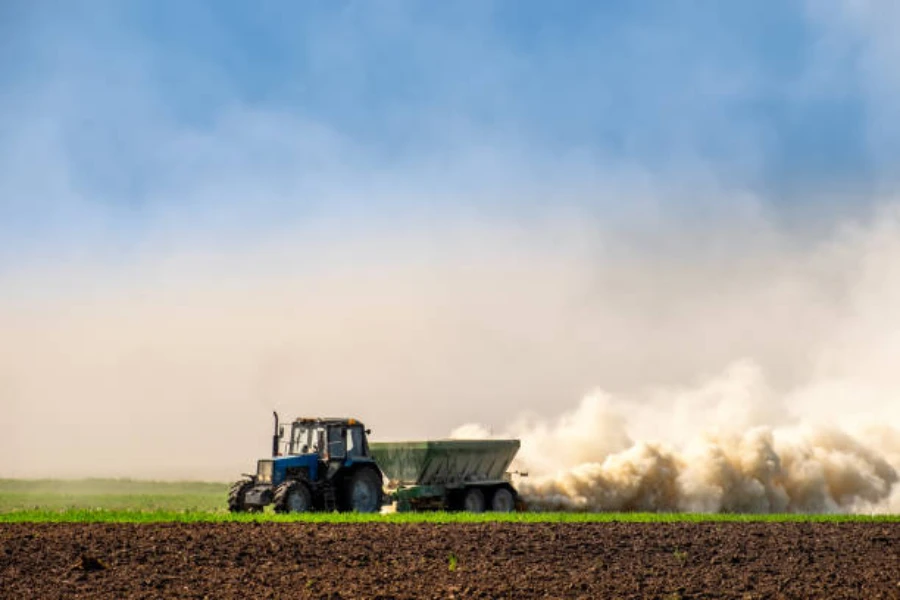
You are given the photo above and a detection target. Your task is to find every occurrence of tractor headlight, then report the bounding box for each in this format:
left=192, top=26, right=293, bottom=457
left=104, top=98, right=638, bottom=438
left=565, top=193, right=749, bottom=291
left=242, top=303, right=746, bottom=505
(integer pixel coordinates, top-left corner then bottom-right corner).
left=256, top=459, right=273, bottom=483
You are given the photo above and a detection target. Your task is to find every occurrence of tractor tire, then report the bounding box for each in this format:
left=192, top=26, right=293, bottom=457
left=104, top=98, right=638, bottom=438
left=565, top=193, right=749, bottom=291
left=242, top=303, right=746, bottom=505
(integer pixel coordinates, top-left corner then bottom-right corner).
left=462, top=487, right=486, bottom=513
left=227, top=478, right=255, bottom=513
left=342, top=468, right=383, bottom=513
left=273, top=480, right=313, bottom=513
left=490, top=487, right=515, bottom=512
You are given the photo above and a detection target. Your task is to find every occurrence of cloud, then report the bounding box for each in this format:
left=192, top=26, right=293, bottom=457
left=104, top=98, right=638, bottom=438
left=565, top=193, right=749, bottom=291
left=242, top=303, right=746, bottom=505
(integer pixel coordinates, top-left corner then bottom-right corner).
left=3, top=0, right=888, bottom=256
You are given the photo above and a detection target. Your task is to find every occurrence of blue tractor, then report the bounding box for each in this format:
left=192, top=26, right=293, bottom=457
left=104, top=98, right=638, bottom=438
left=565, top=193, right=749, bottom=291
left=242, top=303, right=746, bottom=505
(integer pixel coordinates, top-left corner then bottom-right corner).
left=228, top=412, right=383, bottom=513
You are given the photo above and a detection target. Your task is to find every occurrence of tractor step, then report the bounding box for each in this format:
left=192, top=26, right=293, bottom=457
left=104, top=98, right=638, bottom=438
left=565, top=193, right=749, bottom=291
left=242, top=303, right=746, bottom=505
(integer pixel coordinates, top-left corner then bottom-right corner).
left=322, top=484, right=337, bottom=512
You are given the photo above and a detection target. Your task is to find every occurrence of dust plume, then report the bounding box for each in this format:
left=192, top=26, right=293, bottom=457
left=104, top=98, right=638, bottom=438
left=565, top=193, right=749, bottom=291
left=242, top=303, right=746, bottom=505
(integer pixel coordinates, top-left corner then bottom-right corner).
left=477, top=369, right=900, bottom=513
left=452, top=205, right=900, bottom=512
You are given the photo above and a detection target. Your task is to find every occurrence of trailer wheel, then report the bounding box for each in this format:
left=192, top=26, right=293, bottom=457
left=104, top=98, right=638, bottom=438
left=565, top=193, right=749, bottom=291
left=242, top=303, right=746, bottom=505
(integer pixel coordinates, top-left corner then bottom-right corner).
left=490, top=487, right=515, bottom=512
left=274, top=480, right=313, bottom=513
left=344, top=468, right=382, bottom=513
left=462, top=487, right=486, bottom=513
left=227, top=478, right=255, bottom=513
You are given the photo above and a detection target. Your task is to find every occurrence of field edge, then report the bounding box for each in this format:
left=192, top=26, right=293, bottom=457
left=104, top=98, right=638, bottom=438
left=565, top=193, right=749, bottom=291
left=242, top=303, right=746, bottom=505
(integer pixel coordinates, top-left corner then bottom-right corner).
left=2, top=509, right=899, bottom=524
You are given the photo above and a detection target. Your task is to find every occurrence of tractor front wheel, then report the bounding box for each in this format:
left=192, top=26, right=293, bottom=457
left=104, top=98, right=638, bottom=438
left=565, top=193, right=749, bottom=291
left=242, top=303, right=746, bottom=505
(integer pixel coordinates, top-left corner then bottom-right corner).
left=274, top=480, right=313, bottom=513
left=227, top=478, right=255, bottom=513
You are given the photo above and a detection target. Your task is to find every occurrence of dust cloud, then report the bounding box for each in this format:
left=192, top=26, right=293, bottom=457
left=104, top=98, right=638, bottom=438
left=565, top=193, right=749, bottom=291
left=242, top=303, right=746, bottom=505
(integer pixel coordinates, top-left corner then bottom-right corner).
left=466, top=366, right=900, bottom=513
left=2, top=201, right=900, bottom=516
left=453, top=205, right=900, bottom=512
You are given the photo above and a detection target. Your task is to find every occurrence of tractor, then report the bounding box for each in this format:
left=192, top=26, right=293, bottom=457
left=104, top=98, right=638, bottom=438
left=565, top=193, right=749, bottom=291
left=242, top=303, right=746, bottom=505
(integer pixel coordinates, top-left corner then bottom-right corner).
left=228, top=412, right=383, bottom=513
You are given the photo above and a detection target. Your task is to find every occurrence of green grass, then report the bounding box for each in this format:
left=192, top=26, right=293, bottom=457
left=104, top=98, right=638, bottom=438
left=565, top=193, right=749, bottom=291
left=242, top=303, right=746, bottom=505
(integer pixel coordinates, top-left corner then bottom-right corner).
left=0, top=478, right=226, bottom=513
left=2, top=509, right=898, bottom=524
left=1, top=479, right=898, bottom=523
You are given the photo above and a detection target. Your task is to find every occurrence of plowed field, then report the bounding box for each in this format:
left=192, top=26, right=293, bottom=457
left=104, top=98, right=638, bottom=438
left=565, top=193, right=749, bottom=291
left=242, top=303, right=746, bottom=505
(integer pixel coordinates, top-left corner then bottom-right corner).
left=2, top=522, right=898, bottom=598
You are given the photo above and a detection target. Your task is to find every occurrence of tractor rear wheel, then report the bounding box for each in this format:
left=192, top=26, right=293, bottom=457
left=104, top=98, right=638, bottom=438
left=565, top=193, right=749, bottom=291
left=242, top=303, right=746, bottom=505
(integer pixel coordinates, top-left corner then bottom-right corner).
left=462, top=487, right=486, bottom=513
left=227, top=478, right=255, bottom=513
left=343, top=468, right=382, bottom=513
left=274, top=480, right=313, bottom=513
left=490, top=487, right=515, bottom=512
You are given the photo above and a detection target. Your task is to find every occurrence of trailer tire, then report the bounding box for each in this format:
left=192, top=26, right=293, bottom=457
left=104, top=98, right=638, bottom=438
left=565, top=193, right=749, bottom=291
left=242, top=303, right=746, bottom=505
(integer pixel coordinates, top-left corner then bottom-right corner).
left=490, top=487, right=515, bottom=512
left=274, top=480, right=313, bottom=513
left=343, top=468, right=382, bottom=513
left=463, top=487, right=486, bottom=513
left=227, top=478, right=255, bottom=513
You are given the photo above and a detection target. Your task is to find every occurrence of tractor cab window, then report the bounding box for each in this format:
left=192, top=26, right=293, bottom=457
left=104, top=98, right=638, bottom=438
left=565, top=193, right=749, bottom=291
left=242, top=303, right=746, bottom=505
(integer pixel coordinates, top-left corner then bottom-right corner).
left=290, top=424, right=312, bottom=454
left=315, top=429, right=326, bottom=454
left=327, top=425, right=346, bottom=460
left=347, top=425, right=365, bottom=458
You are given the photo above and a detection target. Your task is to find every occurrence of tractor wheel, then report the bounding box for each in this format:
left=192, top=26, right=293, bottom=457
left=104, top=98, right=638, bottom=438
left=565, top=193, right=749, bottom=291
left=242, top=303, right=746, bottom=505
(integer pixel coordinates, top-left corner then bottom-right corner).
left=490, top=487, right=515, bottom=512
left=273, top=480, right=313, bottom=513
left=462, top=487, right=486, bottom=513
left=342, top=468, right=383, bottom=513
left=227, top=478, right=255, bottom=513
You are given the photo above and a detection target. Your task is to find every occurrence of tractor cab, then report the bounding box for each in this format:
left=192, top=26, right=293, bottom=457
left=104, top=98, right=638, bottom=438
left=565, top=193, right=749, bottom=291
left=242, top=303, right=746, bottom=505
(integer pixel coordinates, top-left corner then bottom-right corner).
left=284, top=418, right=371, bottom=461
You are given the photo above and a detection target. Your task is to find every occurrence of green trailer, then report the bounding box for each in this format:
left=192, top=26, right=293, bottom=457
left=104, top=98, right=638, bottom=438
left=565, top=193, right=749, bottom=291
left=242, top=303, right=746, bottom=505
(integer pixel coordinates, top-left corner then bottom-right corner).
left=369, top=439, right=522, bottom=512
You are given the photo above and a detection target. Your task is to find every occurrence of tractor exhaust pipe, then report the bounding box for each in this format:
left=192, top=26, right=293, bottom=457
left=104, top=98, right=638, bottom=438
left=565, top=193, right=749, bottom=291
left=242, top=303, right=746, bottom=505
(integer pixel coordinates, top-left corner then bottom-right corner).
left=272, top=411, right=280, bottom=457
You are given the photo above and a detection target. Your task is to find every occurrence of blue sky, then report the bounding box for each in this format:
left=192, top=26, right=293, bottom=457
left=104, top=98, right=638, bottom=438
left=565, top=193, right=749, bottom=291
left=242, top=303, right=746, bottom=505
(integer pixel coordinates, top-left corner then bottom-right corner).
left=1, top=1, right=898, bottom=263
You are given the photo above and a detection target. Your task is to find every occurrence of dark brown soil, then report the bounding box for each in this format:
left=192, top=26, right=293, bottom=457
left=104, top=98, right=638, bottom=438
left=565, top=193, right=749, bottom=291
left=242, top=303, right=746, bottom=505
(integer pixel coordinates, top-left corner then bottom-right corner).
left=1, top=522, right=898, bottom=599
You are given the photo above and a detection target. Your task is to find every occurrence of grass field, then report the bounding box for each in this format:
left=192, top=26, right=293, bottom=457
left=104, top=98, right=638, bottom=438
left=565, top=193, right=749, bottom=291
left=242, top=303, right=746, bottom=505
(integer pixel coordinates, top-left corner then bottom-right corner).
left=0, top=478, right=226, bottom=513
left=2, top=479, right=898, bottom=523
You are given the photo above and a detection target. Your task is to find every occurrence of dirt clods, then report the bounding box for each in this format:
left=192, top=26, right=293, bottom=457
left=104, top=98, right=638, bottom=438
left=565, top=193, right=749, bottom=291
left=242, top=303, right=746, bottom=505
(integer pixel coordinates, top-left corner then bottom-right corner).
left=1, top=522, right=898, bottom=598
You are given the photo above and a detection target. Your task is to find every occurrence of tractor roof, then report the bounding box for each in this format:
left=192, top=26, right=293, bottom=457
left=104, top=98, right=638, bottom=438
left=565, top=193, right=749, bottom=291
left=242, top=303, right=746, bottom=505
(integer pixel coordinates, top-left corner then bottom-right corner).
left=293, top=417, right=366, bottom=427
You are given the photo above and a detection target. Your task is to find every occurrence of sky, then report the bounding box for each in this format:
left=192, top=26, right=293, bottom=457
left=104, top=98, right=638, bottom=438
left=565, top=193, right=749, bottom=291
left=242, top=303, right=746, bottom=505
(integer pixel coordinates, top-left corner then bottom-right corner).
left=2, top=0, right=898, bottom=257
left=2, top=1, right=900, bottom=480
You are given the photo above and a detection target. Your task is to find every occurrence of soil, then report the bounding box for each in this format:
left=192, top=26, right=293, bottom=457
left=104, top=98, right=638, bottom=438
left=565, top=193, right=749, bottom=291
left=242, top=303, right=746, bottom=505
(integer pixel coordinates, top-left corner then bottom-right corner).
left=1, top=522, right=899, bottom=599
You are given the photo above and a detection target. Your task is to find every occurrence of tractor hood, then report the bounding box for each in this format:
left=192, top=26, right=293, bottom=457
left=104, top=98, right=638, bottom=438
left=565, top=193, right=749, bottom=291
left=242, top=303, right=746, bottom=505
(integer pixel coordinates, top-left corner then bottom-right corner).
left=257, top=453, right=321, bottom=485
